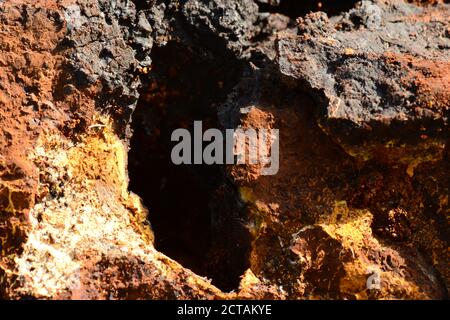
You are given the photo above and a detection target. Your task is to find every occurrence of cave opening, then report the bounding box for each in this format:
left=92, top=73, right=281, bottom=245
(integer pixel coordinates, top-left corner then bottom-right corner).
left=257, top=0, right=359, bottom=18
left=128, top=41, right=251, bottom=291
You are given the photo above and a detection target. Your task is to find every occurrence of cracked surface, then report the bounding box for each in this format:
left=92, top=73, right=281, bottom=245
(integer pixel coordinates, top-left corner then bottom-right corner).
left=0, top=0, right=448, bottom=299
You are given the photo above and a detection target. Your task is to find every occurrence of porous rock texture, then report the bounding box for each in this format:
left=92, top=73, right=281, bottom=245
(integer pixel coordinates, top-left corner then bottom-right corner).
left=0, top=0, right=448, bottom=299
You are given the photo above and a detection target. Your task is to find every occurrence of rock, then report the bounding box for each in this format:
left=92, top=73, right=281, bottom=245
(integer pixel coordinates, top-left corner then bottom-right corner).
left=0, top=0, right=448, bottom=300
left=278, top=0, right=449, bottom=164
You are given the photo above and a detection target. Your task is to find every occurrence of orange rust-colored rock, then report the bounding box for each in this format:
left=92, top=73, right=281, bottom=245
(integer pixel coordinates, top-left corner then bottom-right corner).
left=0, top=0, right=448, bottom=300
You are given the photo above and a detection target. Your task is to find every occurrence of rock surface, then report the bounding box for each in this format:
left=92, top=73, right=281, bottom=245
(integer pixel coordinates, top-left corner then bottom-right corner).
left=0, top=0, right=448, bottom=299
left=278, top=0, right=449, bottom=164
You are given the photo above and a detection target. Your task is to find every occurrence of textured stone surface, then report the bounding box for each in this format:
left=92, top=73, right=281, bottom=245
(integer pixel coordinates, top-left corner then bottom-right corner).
left=0, top=0, right=448, bottom=299
left=278, top=0, right=449, bottom=164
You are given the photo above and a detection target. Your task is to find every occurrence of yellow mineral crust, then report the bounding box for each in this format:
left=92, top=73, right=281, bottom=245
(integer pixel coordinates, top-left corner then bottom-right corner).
left=7, top=116, right=223, bottom=299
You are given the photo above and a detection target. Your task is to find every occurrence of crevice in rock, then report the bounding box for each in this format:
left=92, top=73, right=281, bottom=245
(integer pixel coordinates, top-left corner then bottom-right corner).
left=128, top=41, right=251, bottom=291
left=131, top=0, right=151, bottom=11
left=257, top=0, right=359, bottom=18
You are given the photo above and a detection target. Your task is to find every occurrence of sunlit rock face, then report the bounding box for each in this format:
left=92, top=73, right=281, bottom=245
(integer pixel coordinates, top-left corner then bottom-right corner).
left=0, top=0, right=448, bottom=300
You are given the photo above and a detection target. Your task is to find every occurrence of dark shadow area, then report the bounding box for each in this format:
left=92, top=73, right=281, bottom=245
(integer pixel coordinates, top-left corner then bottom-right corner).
left=131, top=0, right=151, bottom=11
left=128, top=41, right=251, bottom=291
left=257, top=0, right=359, bottom=18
